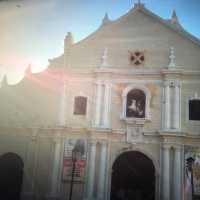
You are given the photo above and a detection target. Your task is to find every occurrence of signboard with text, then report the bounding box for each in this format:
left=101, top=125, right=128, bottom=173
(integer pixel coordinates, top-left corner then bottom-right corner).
left=62, top=139, right=87, bottom=182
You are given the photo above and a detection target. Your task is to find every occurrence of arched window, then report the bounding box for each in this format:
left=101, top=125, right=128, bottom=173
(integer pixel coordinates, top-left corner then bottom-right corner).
left=122, top=85, right=151, bottom=120
left=126, top=89, right=145, bottom=118
left=73, top=96, right=87, bottom=115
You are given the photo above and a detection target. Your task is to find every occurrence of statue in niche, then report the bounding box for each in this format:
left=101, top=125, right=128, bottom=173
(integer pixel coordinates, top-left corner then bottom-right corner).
left=126, top=89, right=145, bottom=118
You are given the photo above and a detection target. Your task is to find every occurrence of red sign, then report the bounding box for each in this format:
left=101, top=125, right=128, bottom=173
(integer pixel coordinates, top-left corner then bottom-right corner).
left=62, top=158, right=86, bottom=181
left=62, top=139, right=87, bottom=182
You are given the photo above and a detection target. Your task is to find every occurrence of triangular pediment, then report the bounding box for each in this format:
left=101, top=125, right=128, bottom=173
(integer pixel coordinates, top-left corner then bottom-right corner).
left=78, top=4, right=200, bottom=47
left=65, top=4, right=200, bottom=70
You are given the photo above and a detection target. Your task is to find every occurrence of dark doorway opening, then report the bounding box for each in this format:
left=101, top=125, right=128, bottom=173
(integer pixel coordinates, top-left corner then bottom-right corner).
left=110, top=151, right=155, bottom=200
left=0, top=153, right=24, bottom=200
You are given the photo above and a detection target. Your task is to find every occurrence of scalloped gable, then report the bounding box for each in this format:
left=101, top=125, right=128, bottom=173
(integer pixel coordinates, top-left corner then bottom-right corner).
left=0, top=67, right=62, bottom=127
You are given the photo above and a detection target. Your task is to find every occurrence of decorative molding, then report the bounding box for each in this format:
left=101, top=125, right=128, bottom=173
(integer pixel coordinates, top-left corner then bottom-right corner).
left=183, top=71, right=200, bottom=76
left=111, top=79, right=162, bottom=84
left=168, top=46, right=176, bottom=68
left=31, top=129, right=38, bottom=142
left=189, top=92, right=200, bottom=100
left=182, top=80, right=200, bottom=84
left=128, top=50, right=145, bottom=66
left=100, top=48, right=110, bottom=68
left=163, top=79, right=181, bottom=88
left=94, top=80, right=103, bottom=85
left=95, top=68, right=162, bottom=76
left=161, top=68, right=183, bottom=76
left=126, top=123, right=144, bottom=144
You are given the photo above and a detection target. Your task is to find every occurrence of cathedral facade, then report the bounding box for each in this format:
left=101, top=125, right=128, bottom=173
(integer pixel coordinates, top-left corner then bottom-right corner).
left=0, top=3, right=200, bottom=200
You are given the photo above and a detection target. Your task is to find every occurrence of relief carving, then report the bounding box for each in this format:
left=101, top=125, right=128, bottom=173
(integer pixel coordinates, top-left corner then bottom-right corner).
left=126, top=124, right=144, bottom=143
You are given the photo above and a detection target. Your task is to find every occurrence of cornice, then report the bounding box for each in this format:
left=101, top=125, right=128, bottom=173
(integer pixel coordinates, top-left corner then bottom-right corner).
left=159, top=131, right=186, bottom=137
left=182, top=70, right=200, bottom=76
left=161, top=68, right=184, bottom=75
left=94, top=68, right=162, bottom=76
left=1, top=67, right=200, bottom=89
left=94, top=68, right=200, bottom=77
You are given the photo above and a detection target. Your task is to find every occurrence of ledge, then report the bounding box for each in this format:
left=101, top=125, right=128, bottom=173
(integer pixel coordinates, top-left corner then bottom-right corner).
left=121, top=117, right=150, bottom=125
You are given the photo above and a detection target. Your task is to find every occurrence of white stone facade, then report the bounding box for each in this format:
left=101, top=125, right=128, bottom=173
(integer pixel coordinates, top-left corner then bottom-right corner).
left=0, top=3, right=200, bottom=200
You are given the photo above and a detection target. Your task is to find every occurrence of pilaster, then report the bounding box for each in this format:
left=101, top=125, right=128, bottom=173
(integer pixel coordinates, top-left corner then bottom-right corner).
left=173, top=145, right=183, bottom=200
left=162, top=79, right=181, bottom=131
left=174, top=81, right=181, bottom=130
left=46, top=136, right=62, bottom=200
left=58, top=80, right=67, bottom=126
left=161, top=144, right=171, bottom=200
left=98, top=141, right=108, bottom=200
left=102, top=82, right=112, bottom=128
left=22, top=129, right=38, bottom=200
left=163, top=81, right=170, bottom=130
left=86, top=141, right=97, bottom=199
left=94, top=81, right=103, bottom=127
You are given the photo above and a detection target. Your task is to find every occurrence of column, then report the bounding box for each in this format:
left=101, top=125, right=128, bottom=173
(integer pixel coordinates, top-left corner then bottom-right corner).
left=58, top=81, right=67, bottom=126
left=94, top=81, right=103, bottom=127
left=98, top=142, right=108, bottom=200
left=122, top=94, right=126, bottom=118
left=162, top=145, right=171, bottom=200
left=174, top=82, right=180, bottom=130
left=87, top=141, right=97, bottom=199
left=22, top=130, right=38, bottom=200
left=173, top=145, right=182, bottom=200
left=103, top=82, right=111, bottom=128
left=163, top=81, right=170, bottom=130
left=47, top=137, right=61, bottom=199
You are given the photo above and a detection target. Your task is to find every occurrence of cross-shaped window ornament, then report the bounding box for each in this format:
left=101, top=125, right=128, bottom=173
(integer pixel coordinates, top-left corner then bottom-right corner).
left=129, top=51, right=145, bottom=66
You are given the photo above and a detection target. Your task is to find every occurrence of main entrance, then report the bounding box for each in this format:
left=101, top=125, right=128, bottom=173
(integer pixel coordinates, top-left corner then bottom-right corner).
left=0, top=153, right=24, bottom=200
left=110, top=151, right=155, bottom=200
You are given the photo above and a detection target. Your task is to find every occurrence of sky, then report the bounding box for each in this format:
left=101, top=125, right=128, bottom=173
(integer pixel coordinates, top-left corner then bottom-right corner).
left=0, top=0, right=200, bottom=83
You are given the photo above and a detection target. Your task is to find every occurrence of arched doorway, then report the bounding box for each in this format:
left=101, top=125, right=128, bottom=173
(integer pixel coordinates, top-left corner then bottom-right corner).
left=0, top=153, right=24, bottom=200
left=110, top=151, right=155, bottom=200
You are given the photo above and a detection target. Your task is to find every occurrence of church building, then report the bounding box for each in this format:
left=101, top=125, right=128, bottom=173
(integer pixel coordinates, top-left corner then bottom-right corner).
left=0, top=2, right=200, bottom=200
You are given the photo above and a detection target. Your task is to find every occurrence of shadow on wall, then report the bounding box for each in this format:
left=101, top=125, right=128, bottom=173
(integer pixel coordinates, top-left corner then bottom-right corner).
left=0, top=152, right=24, bottom=200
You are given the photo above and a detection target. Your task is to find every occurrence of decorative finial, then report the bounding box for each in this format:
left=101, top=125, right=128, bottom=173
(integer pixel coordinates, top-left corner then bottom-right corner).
left=102, top=13, right=110, bottom=25
left=25, top=64, right=32, bottom=76
left=168, top=47, right=176, bottom=68
left=134, top=0, right=144, bottom=9
left=194, top=92, right=199, bottom=99
left=0, top=74, right=8, bottom=88
left=65, top=32, right=74, bottom=46
left=171, top=9, right=179, bottom=24
left=100, top=48, right=109, bottom=67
